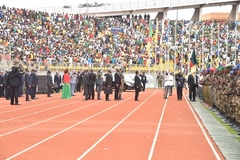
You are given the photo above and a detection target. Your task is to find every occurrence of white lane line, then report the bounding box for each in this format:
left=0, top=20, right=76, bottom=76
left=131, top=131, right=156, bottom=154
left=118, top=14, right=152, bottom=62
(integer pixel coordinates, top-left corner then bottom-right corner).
left=0, top=96, right=61, bottom=109
left=0, top=100, right=76, bottom=123
left=148, top=97, right=168, bottom=160
left=5, top=95, right=134, bottom=160
left=0, top=101, right=102, bottom=138
left=0, top=98, right=63, bottom=114
left=77, top=90, right=158, bottom=160
left=183, top=95, right=221, bottom=160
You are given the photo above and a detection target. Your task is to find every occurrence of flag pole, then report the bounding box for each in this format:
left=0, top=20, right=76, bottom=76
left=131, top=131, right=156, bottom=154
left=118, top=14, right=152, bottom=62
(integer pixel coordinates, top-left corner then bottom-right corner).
left=181, top=19, right=184, bottom=72
left=160, top=19, right=164, bottom=75
left=201, top=24, right=204, bottom=68
left=234, top=20, right=237, bottom=65
left=174, top=20, right=177, bottom=86
left=187, top=22, right=192, bottom=76
left=226, top=24, right=229, bottom=64
left=217, top=23, right=220, bottom=67
left=210, top=23, right=213, bottom=67
left=148, top=20, right=152, bottom=81
left=154, top=18, right=158, bottom=88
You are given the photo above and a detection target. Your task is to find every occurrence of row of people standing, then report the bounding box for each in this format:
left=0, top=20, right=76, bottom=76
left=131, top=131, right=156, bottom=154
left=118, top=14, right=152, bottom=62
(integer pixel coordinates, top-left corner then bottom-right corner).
left=0, top=66, right=39, bottom=105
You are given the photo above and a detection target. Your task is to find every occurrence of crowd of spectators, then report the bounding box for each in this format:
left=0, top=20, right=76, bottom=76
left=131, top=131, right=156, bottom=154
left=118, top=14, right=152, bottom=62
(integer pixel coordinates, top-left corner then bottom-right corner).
left=0, top=5, right=240, bottom=75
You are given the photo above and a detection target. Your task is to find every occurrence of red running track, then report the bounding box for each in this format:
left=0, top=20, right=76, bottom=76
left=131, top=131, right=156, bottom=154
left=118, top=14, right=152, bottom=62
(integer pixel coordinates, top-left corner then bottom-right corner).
left=0, top=89, right=224, bottom=160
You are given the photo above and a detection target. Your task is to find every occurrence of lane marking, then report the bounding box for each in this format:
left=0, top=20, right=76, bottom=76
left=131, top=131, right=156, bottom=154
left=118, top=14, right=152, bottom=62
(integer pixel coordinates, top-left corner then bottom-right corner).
left=0, top=100, right=79, bottom=123
left=5, top=95, right=134, bottom=160
left=0, top=101, right=101, bottom=138
left=183, top=94, right=221, bottom=160
left=77, top=90, right=158, bottom=160
left=0, top=98, right=63, bottom=114
left=148, top=96, right=168, bottom=160
left=0, top=96, right=61, bottom=109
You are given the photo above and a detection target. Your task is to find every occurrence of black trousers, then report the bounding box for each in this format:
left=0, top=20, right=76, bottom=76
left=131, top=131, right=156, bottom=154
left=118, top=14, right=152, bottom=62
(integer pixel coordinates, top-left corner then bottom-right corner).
left=5, top=86, right=10, bottom=99
left=77, top=82, right=81, bottom=92
left=26, top=86, right=31, bottom=100
left=177, top=87, right=183, bottom=100
left=135, top=88, right=140, bottom=100
left=31, top=85, right=37, bottom=98
left=10, top=87, right=19, bottom=104
left=0, top=85, right=4, bottom=97
left=189, top=85, right=196, bottom=100
left=88, top=85, right=94, bottom=99
left=47, top=85, right=52, bottom=97
left=105, top=94, right=110, bottom=100
left=142, top=82, right=146, bottom=91
left=114, top=86, right=119, bottom=100
left=84, top=86, right=89, bottom=100
left=55, top=83, right=60, bottom=93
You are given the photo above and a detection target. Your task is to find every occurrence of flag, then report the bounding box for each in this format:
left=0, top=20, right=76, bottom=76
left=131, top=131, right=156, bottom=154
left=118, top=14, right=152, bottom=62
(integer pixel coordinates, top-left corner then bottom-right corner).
left=154, top=20, right=158, bottom=43
left=148, top=20, right=153, bottom=42
left=147, top=20, right=153, bottom=59
left=190, top=49, right=197, bottom=68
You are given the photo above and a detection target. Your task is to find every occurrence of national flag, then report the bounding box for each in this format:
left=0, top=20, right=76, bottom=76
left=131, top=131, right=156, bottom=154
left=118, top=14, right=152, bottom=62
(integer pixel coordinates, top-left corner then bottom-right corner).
left=147, top=20, right=153, bottom=61
left=154, top=20, right=158, bottom=43
left=190, top=49, right=197, bottom=68
left=148, top=20, right=153, bottom=42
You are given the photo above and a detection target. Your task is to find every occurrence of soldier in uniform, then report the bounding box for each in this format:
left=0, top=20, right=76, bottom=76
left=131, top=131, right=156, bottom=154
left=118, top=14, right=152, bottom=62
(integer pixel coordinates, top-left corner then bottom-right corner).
left=156, top=72, right=163, bottom=88
left=118, top=69, right=125, bottom=100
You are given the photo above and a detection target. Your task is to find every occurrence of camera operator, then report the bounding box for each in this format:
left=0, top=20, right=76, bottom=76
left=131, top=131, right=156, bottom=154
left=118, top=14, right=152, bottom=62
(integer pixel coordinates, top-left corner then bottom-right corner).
left=6, top=66, right=23, bottom=105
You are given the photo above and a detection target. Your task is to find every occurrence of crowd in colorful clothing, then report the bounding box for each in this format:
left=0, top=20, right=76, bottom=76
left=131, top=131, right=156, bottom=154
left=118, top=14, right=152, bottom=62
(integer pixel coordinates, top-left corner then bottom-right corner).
left=0, top=5, right=240, bottom=74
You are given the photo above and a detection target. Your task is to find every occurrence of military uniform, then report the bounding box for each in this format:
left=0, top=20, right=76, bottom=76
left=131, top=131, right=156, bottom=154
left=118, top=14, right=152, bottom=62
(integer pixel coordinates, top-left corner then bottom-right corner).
left=156, top=73, right=163, bottom=88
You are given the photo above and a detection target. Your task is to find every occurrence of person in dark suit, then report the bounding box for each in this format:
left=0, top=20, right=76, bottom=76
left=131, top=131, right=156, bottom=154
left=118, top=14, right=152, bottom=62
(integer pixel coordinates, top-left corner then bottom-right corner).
left=25, top=68, right=32, bottom=101
left=4, top=70, right=10, bottom=100
left=114, top=68, right=121, bottom=100
left=76, top=71, right=82, bottom=92
left=82, top=70, right=89, bottom=100
left=175, top=72, right=186, bottom=100
left=54, top=72, right=61, bottom=93
left=88, top=70, right=96, bottom=100
left=188, top=72, right=198, bottom=101
left=6, top=66, right=23, bottom=105
left=0, top=71, right=4, bottom=97
left=105, top=70, right=113, bottom=101
left=140, top=72, right=147, bottom=91
left=31, top=69, right=38, bottom=99
left=134, top=71, right=141, bottom=101
left=46, top=70, right=53, bottom=97
left=18, top=72, right=24, bottom=97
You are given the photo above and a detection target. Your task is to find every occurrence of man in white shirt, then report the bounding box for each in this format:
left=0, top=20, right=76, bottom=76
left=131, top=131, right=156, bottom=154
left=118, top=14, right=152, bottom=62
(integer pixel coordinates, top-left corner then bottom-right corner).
left=164, top=72, right=171, bottom=99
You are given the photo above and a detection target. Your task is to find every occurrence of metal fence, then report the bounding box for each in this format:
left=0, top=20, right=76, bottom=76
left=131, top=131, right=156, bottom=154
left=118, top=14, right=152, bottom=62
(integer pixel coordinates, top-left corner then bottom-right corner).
left=0, top=59, right=180, bottom=75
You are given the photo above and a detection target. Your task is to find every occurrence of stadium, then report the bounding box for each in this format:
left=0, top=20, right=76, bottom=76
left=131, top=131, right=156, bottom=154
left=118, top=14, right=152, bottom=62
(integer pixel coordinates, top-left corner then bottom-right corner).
left=0, top=0, right=240, bottom=159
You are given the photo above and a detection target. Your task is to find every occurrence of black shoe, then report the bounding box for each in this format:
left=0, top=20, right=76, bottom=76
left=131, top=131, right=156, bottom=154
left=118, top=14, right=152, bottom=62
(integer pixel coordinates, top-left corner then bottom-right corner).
left=98, top=98, right=102, bottom=100
left=106, top=99, right=110, bottom=101
left=15, top=103, right=21, bottom=105
left=48, top=96, right=52, bottom=97
left=26, top=100, right=31, bottom=102
left=10, top=103, right=14, bottom=105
